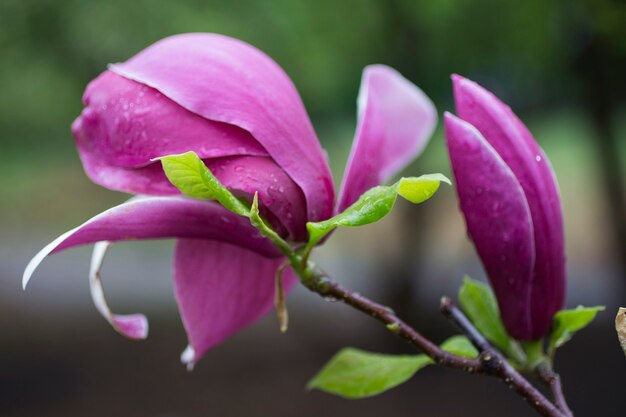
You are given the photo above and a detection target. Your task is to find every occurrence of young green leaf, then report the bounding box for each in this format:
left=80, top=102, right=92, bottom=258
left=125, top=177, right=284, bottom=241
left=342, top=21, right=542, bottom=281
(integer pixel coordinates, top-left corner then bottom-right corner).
left=458, top=276, right=525, bottom=363
left=156, top=151, right=250, bottom=216
left=440, top=335, right=479, bottom=358
left=548, top=305, right=605, bottom=356
left=307, top=335, right=476, bottom=399
left=306, top=174, right=450, bottom=250
left=249, top=192, right=295, bottom=259
left=307, top=348, right=432, bottom=399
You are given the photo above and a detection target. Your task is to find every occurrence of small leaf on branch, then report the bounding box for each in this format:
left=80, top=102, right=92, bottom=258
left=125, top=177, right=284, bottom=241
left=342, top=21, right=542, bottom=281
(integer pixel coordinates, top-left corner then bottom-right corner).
left=458, top=276, right=524, bottom=362
left=440, top=335, right=478, bottom=358
left=307, top=348, right=431, bottom=399
left=306, top=174, right=450, bottom=249
left=616, top=307, right=626, bottom=356
left=156, top=151, right=250, bottom=216
left=549, top=305, right=605, bottom=355
left=307, top=336, right=475, bottom=399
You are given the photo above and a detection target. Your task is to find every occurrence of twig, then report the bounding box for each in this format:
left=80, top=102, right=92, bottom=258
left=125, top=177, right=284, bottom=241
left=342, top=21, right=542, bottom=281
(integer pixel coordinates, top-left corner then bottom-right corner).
left=300, top=266, right=566, bottom=417
left=303, top=274, right=482, bottom=371
left=536, top=364, right=573, bottom=417
left=440, top=297, right=567, bottom=417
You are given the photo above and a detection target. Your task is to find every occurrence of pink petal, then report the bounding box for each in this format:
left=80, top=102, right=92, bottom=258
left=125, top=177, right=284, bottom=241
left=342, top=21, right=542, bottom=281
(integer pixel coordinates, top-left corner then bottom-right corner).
left=453, top=75, right=565, bottom=338
left=23, top=196, right=279, bottom=289
left=73, top=71, right=267, bottom=169
left=337, top=65, right=437, bottom=212
left=89, top=242, right=148, bottom=340
left=73, top=153, right=308, bottom=240
left=173, top=239, right=297, bottom=368
left=207, top=156, right=307, bottom=240
left=111, top=33, right=335, bottom=222
left=445, top=113, right=536, bottom=339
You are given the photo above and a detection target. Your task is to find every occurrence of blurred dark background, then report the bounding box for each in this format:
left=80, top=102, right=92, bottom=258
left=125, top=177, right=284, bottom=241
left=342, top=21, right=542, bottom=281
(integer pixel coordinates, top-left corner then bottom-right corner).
left=1, top=0, right=625, bottom=416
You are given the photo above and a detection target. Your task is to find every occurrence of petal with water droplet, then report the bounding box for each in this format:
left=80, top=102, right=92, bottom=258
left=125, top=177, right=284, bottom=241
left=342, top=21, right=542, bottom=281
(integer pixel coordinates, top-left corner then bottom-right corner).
left=111, top=33, right=335, bottom=222
left=452, top=75, right=565, bottom=338
left=445, top=113, right=535, bottom=339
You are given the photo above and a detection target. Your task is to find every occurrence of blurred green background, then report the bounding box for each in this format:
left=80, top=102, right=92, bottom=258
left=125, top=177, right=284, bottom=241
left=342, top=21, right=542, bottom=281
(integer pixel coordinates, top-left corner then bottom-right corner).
left=1, top=0, right=625, bottom=416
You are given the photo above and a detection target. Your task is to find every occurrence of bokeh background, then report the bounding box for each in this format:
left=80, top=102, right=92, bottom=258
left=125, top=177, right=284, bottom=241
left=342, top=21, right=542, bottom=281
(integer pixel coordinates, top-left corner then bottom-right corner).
left=1, top=0, right=625, bottom=416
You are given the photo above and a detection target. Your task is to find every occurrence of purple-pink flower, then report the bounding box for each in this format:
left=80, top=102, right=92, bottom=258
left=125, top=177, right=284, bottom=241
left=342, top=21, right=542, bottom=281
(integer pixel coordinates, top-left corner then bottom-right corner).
left=23, top=33, right=436, bottom=367
left=444, top=75, right=565, bottom=340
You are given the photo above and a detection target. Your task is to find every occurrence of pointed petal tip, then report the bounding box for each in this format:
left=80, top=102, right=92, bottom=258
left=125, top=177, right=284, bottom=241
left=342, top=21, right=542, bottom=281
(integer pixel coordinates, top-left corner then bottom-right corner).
left=451, top=74, right=478, bottom=102
left=337, top=64, right=437, bottom=211
left=450, top=73, right=466, bottom=83
left=451, top=73, right=470, bottom=86
left=22, top=228, right=79, bottom=291
left=112, top=314, right=149, bottom=340
left=180, top=345, right=196, bottom=371
left=443, top=111, right=469, bottom=137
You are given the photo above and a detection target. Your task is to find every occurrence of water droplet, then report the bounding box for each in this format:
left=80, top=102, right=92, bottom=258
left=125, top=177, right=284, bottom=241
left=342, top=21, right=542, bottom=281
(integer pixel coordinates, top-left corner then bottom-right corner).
left=535, top=155, right=542, bottom=162
left=220, top=215, right=231, bottom=224
left=278, top=186, right=285, bottom=193
left=234, top=166, right=244, bottom=172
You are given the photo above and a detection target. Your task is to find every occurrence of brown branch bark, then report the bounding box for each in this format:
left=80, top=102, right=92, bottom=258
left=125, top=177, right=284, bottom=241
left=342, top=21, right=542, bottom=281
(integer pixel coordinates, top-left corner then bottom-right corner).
left=440, top=297, right=567, bottom=417
left=301, top=270, right=568, bottom=417
left=536, top=364, right=573, bottom=417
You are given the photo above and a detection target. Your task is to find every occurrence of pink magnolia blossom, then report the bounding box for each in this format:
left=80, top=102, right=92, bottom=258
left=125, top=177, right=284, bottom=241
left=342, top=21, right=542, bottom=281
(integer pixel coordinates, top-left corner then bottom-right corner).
left=23, top=33, right=436, bottom=367
left=445, top=75, right=565, bottom=340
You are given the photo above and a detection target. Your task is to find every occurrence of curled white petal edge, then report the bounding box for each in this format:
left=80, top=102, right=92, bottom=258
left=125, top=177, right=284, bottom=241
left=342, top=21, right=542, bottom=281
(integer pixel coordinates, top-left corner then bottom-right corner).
left=89, top=241, right=149, bottom=340
left=22, top=195, right=147, bottom=290
left=23, top=227, right=80, bottom=290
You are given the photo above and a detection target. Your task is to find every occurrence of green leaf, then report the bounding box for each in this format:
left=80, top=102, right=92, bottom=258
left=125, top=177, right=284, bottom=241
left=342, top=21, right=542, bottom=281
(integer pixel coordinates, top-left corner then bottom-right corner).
left=306, top=174, right=449, bottom=249
left=458, top=276, right=524, bottom=362
left=156, top=151, right=250, bottom=216
left=307, top=335, right=475, bottom=399
left=440, top=335, right=479, bottom=358
left=307, top=348, right=432, bottom=399
left=549, top=305, right=605, bottom=355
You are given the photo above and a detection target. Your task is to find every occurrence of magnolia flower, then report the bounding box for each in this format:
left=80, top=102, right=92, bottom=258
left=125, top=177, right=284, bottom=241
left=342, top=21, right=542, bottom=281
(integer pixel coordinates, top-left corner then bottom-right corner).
left=23, top=34, right=436, bottom=367
left=444, top=75, right=565, bottom=340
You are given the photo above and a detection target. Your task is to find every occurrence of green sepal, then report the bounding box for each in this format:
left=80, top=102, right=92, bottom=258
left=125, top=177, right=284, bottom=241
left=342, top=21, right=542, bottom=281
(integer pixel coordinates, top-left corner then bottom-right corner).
left=156, top=151, right=250, bottom=216
left=458, top=276, right=525, bottom=363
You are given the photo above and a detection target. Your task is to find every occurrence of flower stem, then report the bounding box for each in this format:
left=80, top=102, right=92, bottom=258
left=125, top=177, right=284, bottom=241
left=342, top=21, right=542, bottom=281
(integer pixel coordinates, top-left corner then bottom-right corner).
left=536, top=363, right=573, bottom=417
left=440, top=297, right=567, bottom=417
